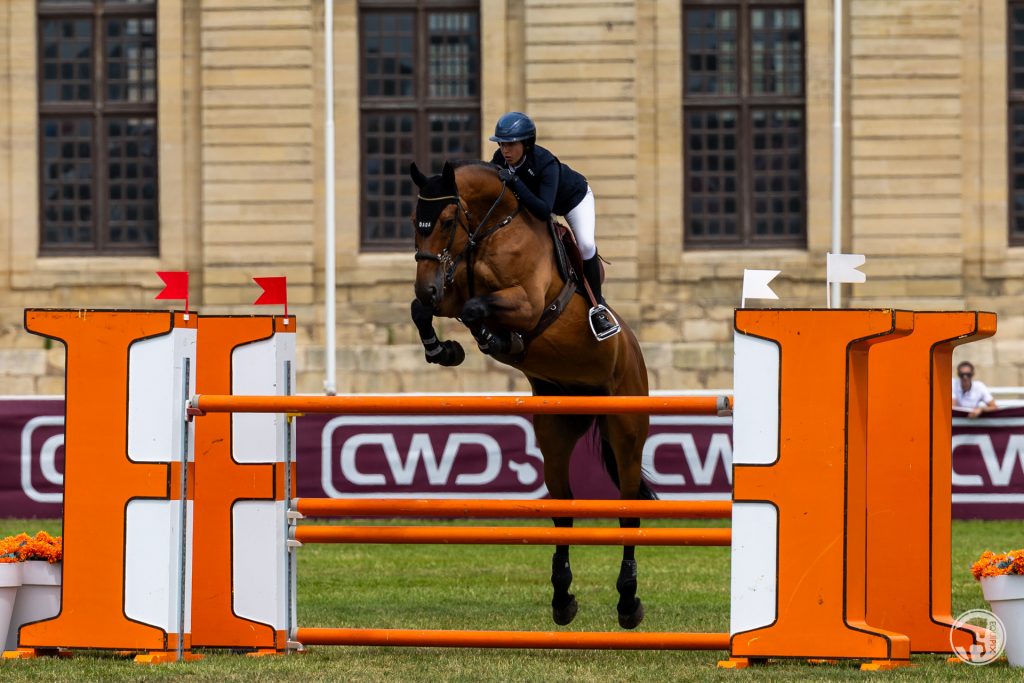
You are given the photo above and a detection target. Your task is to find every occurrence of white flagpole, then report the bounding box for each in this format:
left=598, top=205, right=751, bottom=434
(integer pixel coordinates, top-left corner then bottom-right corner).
left=826, top=252, right=831, bottom=309
left=323, top=0, right=337, bottom=395
left=831, top=0, right=844, bottom=309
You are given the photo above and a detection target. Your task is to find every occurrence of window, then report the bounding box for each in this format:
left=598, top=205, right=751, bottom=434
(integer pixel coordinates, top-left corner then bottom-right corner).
left=1010, top=2, right=1024, bottom=245
left=683, top=1, right=805, bottom=248
left=38, top=0, right=158, bottom=255
left=359, top=0, right=480, bottom=250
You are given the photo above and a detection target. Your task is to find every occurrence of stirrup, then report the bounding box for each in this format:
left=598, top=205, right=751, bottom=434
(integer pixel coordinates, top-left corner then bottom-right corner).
left=588, top=304, right=621, bottom=341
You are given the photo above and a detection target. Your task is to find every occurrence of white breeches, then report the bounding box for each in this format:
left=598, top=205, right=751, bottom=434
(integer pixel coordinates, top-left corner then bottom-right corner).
left=564, top=185, right=597, bottom=260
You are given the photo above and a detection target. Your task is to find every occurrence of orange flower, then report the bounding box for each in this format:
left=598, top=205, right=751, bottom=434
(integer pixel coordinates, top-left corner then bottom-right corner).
left=972, top=549, right=1024, bottom=580
left=0, top=531, right=62, bottom=564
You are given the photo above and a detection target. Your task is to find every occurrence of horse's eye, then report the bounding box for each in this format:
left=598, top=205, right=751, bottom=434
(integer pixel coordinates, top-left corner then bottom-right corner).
left=442, top=219, right=454, bottom=231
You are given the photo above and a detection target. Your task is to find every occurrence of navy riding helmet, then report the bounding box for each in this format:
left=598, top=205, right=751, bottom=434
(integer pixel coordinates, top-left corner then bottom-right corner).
left=489, top=112, right=536, bottom=143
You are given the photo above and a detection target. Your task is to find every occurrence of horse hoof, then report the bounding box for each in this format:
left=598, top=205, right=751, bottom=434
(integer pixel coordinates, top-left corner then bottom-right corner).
left=552, top=596, right=578, bottom=626
left=618, top=598, right=644, bottom=630
left=437, top=340, right=465, bottom=366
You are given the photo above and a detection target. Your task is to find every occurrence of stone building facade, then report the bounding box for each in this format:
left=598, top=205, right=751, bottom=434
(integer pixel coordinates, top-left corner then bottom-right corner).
left=0, top=0, right=1021, bottom=396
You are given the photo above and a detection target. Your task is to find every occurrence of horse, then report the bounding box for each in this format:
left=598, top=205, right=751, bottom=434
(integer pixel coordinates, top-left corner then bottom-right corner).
left=408, top=160, right=654, bottom=629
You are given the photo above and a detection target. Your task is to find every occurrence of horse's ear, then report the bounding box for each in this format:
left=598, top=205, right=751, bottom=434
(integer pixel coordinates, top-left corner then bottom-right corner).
left=410, top=162, right=428, bottom=189
left=442, top=161, right=456, bottom=189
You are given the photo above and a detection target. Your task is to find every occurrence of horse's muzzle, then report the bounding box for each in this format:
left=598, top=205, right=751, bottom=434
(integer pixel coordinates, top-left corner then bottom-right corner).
left=414, top=261, right=444, bottom=310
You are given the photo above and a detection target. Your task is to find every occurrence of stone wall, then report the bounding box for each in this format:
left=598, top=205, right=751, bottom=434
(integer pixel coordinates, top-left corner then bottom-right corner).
left=1, top=0, right=1022, bottom=397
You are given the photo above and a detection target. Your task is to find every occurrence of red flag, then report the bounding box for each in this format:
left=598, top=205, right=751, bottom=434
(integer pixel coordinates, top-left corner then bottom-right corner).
left=253, top=276, right=288, bottom=319
left=155, top=271, right=190, bottom=314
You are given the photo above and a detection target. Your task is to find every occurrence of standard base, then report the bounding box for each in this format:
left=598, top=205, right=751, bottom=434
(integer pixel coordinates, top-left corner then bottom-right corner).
left=860, top=659, right=912, bottom=671
left=134, top=650, right=204, bottom=664
left=717, top=657, right=751, bottom=669
left=718, top=656, right=912, bottom=671
left=2, top=647, right=69, bottom=660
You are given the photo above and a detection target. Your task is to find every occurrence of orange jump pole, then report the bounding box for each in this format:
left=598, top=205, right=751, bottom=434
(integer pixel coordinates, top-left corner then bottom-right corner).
left=295, top=627, right=731, bottom=650
left=293, top=525, right=732, bottom=546
left=190, top=394, right=731, bottom=416
left=294, top=497, right=732, bottom=519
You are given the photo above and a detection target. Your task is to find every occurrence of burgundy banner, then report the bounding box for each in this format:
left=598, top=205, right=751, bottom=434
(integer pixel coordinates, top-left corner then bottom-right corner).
left=1, top=398, right=1021, bottom=519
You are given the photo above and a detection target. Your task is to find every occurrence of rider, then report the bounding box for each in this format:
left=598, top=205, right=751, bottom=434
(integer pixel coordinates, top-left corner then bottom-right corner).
left=487, top=111, right=620, bottom=341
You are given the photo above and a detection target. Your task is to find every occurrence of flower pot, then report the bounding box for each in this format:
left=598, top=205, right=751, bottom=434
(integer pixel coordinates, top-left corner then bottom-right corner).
left=0, top=563, right=22, bottom=654
left=3, top=561, right=61, bottom=652
left=982, top=575, right=1024, bottom=667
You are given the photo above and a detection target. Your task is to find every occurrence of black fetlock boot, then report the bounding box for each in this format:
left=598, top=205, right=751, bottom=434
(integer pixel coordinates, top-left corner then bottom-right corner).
left=551, top=551, right=578, bottom=626
left=616, top=559, right=644, bottom=629
left=582, top=255, right=620, bottom=341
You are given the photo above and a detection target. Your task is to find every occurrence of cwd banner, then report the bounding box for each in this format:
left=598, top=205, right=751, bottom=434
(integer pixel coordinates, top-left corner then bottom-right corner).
left=2, top=396, right=1023, bottom=519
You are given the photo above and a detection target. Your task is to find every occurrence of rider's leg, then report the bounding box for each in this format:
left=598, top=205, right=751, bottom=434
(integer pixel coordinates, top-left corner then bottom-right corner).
left=582, top=254, right=604, bottom=303
left=565, top=186, right=597, bottom=262
left=566, top=187, right=620, bottom=340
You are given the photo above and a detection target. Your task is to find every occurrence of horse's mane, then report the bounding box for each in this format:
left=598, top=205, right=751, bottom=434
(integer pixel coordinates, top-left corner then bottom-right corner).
left=450, top=159, right=500, bottom=173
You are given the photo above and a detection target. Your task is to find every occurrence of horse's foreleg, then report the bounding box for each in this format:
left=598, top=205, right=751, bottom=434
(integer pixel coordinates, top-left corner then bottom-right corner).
left=410, top=299, right=465, bottom=366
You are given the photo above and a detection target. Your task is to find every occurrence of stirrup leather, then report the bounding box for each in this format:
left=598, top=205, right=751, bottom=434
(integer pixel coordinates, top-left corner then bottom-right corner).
left=588, top=304, right=621, bottom=341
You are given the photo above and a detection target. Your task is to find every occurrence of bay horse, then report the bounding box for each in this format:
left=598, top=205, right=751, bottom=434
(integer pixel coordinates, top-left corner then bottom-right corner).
left=408, top=160, right=654, bottom=629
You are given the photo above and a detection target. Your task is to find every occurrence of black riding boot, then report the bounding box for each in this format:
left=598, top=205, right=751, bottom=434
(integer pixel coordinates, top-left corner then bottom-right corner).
left=582, top=255, right=620, bottom=341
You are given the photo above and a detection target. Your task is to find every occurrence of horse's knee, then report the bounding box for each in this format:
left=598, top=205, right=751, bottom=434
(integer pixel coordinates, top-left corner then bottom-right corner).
left=461, top=297, right=490, bottom=324
left=410, top=298, right=435, bottom=332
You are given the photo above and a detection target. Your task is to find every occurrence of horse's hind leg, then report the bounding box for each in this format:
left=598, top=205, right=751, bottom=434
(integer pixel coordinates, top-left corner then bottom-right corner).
left=533, top=412, right=593, bottom=626
left=600, top=413, right=652, bottom=629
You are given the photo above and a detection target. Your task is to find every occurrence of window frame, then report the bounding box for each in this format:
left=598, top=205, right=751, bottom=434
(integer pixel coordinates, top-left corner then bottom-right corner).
left=682, top=0, right=807, bottom=249
left=358, top=0, right=481, bottom=252
left=1008, top=0, right=1024, bottom=246
left=36, top=0, right=159, bottom=256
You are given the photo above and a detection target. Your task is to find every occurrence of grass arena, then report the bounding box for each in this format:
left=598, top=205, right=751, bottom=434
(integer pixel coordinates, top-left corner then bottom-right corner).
left=1, top=308, right=1020, bottom=681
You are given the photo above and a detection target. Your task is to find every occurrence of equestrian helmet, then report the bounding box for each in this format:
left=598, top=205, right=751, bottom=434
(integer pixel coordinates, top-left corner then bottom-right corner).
left=489, top=112, right=536, bottom=143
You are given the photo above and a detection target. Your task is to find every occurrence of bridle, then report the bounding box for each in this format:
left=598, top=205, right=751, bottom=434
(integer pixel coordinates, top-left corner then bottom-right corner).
left=413, top=178, right=521, bottom=301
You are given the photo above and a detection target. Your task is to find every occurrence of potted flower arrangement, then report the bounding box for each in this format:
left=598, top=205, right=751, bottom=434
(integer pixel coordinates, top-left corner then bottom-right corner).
left=0, top=536, right=23, bottom=654
left=0, top=532, right=62, bottom=652
left=973, top=549, right=1024, bottom=666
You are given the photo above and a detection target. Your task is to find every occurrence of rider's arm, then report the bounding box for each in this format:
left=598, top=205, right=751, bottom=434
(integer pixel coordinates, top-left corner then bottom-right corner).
left=509, top=161, right=559, bottom=221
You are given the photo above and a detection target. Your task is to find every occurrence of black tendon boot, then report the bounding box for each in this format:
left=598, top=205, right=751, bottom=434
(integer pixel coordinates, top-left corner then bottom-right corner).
left=581, top=255, right=620, bottom=341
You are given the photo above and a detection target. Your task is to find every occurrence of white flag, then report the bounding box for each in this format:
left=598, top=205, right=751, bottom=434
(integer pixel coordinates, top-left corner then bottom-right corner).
left=741, top=269, right=780, bottom=308
left=826, top=252, right=866, bottom=284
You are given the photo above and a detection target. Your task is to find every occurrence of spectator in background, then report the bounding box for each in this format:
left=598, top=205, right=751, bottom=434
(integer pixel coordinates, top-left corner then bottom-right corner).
left=953, top=361, right=997, bottom=418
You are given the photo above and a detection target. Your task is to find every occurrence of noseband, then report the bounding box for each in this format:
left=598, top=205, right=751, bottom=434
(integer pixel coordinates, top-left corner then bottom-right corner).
left=414, top=179, right=521, bottom=300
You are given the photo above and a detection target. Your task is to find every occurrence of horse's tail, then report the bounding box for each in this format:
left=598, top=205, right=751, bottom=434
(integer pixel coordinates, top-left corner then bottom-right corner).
left=600, top=438, right=658, bottom=501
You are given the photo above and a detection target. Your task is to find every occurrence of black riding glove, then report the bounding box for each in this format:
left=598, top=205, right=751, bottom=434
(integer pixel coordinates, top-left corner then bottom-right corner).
left=497, top=167, right=515, bottom=184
